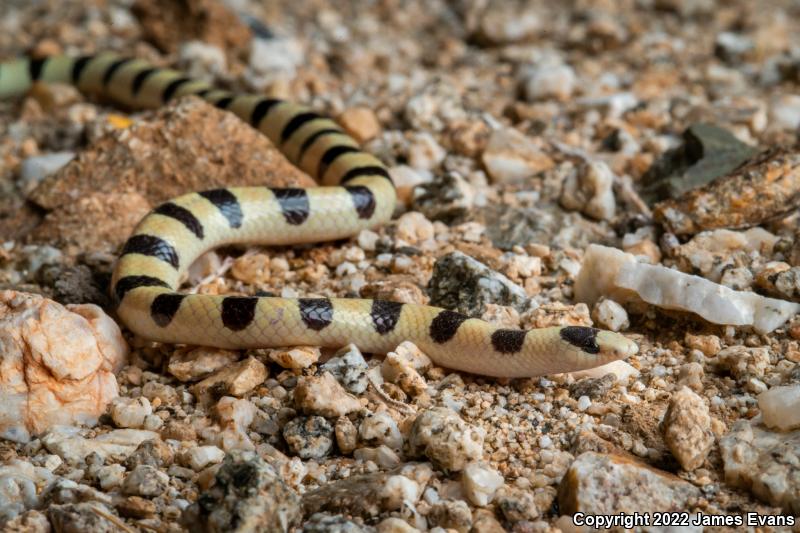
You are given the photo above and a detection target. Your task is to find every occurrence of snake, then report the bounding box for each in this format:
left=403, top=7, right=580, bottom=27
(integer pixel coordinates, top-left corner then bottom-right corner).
left=0, top=52, right=638, bottom=378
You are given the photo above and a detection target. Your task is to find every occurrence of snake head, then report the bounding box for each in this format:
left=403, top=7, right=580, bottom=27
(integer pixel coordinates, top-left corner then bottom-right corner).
left=595, top=329, right=639, bottom=361
left=560, top=326, right=638, bottom=364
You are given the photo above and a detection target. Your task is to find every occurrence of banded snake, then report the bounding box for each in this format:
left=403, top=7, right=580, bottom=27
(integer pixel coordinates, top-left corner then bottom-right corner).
left=0, top=53, right=638, bottom=377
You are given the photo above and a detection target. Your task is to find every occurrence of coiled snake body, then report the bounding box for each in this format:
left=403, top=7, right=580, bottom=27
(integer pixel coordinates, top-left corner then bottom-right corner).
left=0, top=53, right=638, bottom=377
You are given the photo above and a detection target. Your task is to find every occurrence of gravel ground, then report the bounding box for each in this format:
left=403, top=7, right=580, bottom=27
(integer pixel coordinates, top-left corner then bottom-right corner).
left=1, top=0, right=799, bottom=531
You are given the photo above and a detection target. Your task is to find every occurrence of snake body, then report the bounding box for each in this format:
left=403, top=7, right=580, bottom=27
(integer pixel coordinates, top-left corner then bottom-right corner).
left=0, top=53, right=638, bottom=377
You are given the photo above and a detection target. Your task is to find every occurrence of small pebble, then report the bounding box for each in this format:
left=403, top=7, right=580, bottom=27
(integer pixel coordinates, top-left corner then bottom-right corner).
left=770, top=94, right=800, bottom=130
left=407, top=132, right=446, bottom=170
left=320, top=343, right=369, bottom=394
left=395, top=211, right=435, bottom=245
left=283, top=416, right=335, bottom=459
left=268, top=346, right=320, bottom=369
left=109, top=397, right=152, bottom=429
left=294, top=372, right=362, bottom=418
left=335, top=416, right=358, bottom=455
left=186, top=445, right=226, bottom=471
left=408, top=407, right=484, bottom=471
left=482, top=128, right=554, bottom=183
left=577, top=396, right=592, bottom=411
left=662, top=387, right=714, bottom=471
left=591, top=298, right=629, bottom=332
left=96, top=464, right=125, bottom=490
left=122, top=465, right=169, bottom=497
left=461, top=462, right=504, bottom=506
left=522, top=63, right=576, bottom=101
left=359, top=412, right=404, bottom=450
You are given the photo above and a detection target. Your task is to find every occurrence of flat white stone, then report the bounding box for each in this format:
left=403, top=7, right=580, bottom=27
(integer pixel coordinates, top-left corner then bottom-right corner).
left=42, top=426, right=158, bottom=463
left=568, top=359, right=640, bottom=382
left=576, top=245, right=800, bottom=333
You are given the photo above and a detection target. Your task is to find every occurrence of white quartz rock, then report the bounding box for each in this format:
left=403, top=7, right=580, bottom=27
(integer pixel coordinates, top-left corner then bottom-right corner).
left=592, top=298, right=629, bottom=332
left=109, top=396, right=152, bottom=429
left=461, top=462, right=504, bottom=506
left=186, top=445, right=226, bottom=471
left=379, top=475, right=421, bottom=511
left=758, top=385, right=800, bottom=431
left=575, top=245, right=800, bottom=333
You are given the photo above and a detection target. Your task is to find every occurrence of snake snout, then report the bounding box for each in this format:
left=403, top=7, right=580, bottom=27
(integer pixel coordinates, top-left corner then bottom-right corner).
left=597, top=331, right=638, bottom=361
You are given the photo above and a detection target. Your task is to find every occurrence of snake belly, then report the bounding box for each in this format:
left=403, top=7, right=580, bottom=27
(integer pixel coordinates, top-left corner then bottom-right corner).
left=0, top=53, right=638, bottom=378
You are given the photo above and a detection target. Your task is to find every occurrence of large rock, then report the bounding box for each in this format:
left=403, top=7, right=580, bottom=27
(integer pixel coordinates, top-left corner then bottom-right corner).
left=29, top=96, right=312, bottom=253
left=0, top=291, right=128, bottom=442
left=640, top=123, right=758, bottom=204
left=653, top=148, right=800, bottom=235
left=184, top=451, right=301, bottom=532
left=427, top=251, right=528, bottom=316
left=720, top=419, right=800, bottom=514
left=558, top=452, right=701, bottom=514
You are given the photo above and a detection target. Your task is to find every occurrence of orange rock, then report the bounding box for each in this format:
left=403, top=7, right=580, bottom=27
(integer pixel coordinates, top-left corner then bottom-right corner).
left=33, top=191, right=150, bottom=256
left=0, top=291, right=128, bottom=442
left=654, top=148, right=800, bottom=235
left=29, top=96, right=313, bottom=253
